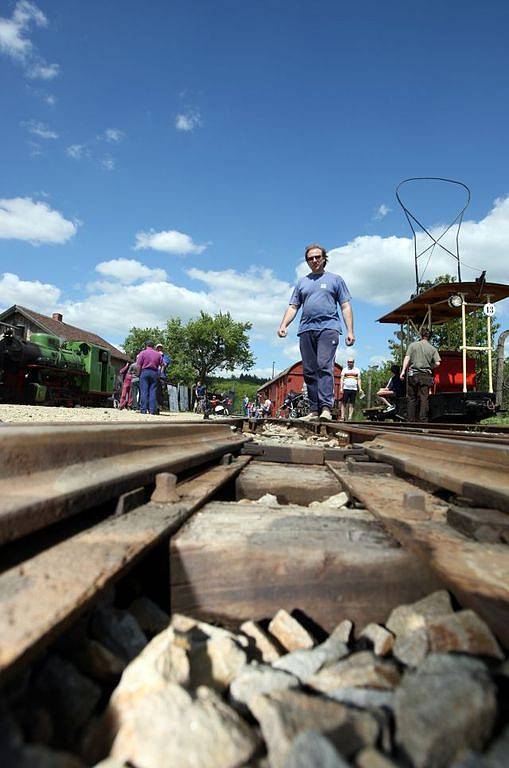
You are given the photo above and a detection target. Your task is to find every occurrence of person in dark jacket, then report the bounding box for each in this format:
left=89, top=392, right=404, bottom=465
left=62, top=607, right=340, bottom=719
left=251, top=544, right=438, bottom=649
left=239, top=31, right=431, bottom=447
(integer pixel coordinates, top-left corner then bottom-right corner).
left=377, top=364, right=405, bottom=412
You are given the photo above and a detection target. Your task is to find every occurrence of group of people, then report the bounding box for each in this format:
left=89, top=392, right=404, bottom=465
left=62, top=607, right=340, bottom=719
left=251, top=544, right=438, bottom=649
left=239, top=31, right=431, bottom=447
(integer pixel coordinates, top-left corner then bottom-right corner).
left=278, top=243, right=441, bottom=423
left=116, top=341, right=170, bottom=415
left=242, top=394, right=272, bottom=418
left=117, top=243, right=440, bottom=423
left=193, top=383, right=233, bottom=416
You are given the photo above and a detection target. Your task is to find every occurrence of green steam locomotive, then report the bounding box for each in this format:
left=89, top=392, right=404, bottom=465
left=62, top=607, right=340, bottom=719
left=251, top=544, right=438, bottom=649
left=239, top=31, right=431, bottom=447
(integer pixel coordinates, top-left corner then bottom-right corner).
left=0, top=327, right=116, bottom=406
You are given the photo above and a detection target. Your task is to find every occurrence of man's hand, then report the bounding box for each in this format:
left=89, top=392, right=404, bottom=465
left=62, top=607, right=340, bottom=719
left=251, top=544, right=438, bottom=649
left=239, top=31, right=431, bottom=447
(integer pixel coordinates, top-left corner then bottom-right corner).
left=400, top=373, right=405, bottom=380
left=278, top=326, right=288, bottom=338
left=345, top=334, right=355, bottom=346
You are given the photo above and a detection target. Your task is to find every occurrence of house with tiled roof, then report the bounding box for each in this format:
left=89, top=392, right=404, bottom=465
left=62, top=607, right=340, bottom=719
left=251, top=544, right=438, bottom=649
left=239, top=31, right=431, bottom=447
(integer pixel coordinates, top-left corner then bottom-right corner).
left=0, top=305, right=129, bottom=367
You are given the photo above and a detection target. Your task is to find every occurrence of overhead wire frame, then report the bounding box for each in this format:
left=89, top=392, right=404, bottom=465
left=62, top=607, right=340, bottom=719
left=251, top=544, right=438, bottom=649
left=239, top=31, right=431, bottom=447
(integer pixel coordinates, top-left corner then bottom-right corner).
left=395, top=177, right=471, bottom=293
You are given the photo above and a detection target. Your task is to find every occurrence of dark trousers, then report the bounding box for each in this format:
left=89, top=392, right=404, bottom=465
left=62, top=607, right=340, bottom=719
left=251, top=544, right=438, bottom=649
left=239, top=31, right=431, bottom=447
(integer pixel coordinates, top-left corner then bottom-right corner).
left=130, top=379, right=140, bottom=410
left=299, top=329, right=339, bottom=413
left=407, top=372, right=433, bottom=422
left=140, top=369, right=158, bottom=414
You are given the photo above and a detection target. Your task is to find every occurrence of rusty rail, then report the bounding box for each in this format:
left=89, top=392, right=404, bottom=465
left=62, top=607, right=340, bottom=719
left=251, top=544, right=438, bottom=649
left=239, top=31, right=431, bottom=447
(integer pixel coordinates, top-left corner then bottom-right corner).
left=293, top=419, right=509, bottom=446
left=0, top=422, right=250, bottom=544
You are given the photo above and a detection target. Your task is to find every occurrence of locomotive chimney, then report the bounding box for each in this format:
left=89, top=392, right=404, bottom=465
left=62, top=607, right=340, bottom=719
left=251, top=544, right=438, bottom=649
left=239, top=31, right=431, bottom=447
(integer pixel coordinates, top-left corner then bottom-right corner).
left=52, top=312, right=63, bottom=322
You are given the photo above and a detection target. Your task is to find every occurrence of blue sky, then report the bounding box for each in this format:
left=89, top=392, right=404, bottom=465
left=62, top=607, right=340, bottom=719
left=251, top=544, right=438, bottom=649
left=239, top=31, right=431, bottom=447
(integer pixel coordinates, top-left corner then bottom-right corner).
left=1, top=0, right=508, bottom=377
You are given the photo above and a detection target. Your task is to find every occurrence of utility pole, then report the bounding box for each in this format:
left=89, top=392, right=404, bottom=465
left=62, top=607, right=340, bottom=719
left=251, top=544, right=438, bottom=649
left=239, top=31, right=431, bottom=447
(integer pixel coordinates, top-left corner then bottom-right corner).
left=272, top=361, right=275, bottom=379
left=367, top=364, right=379, bottom=408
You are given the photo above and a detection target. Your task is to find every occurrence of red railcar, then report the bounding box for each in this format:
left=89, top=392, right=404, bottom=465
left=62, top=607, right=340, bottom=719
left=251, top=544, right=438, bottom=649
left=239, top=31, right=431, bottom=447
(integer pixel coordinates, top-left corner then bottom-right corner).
left=257, top=361, right=343, bottom=416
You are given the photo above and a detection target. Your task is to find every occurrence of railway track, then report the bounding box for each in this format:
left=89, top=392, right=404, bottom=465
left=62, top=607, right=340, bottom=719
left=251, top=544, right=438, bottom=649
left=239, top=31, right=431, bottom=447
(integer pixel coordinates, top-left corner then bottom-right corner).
left=0, top=417, right=507, bottom=766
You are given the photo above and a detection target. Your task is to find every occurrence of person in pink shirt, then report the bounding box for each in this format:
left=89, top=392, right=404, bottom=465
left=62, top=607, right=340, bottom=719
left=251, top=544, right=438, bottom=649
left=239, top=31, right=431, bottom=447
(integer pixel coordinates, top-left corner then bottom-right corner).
left=119, top=362, right=138, bottom=409
left=136, top=341, right=163, bottom=414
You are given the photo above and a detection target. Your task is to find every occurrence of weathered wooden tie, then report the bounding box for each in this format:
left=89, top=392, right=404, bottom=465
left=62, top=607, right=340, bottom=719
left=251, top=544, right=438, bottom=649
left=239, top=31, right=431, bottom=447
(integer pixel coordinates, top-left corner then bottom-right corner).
left=169, top=499, right=443, bottom=633
left=236, top=461, right=342, bottom=505
left=0, top=456, right=250, bottom=681
left=328, top=461, right=509, bottom=648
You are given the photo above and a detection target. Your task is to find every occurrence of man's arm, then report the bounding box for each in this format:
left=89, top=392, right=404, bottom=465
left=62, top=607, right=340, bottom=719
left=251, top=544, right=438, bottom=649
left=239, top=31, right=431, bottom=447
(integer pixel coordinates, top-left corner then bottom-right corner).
left=340, top=301, right=355, bottom=346
left=400, top=354, right=410, bottom=378
left=278, top=305, right=298, bottom=338
left=358, top=372, right=363, bottom=394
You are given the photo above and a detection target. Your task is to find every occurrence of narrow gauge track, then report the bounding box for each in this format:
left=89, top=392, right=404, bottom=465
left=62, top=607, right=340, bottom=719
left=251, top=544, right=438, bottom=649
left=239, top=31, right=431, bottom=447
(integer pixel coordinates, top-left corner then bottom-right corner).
left=287, top=417, right=509, bottom=446
left=0, top=417, right=507, bottom=688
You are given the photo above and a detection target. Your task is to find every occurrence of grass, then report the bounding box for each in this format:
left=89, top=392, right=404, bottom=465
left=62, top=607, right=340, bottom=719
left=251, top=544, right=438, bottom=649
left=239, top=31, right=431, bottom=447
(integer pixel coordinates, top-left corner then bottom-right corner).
left=481, top=414, right=509, bottom=425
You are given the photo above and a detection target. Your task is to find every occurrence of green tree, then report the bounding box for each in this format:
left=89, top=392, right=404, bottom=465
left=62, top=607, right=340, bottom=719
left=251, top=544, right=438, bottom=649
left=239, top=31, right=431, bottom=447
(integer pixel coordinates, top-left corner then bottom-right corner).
left=123, top=311, right=254, bottom=385
left=123, top=327, right=165, bottom=359
left=183, top=311, right=254, bottom=382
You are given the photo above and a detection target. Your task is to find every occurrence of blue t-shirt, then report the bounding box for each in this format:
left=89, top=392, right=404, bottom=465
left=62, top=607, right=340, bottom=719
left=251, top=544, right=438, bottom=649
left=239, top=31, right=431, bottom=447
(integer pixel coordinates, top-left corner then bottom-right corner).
left=289, top=271, right=351, bottom=335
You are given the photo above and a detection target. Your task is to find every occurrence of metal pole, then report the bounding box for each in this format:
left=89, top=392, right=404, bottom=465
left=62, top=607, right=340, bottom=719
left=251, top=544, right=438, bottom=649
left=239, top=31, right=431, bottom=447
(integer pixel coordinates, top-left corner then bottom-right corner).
left=486, top=296, right=493, bottom=394
left=495, top=330, right=509, bottom=407
left=272, top=361, right=275, bottom=379
left=461, top=297, right=467, bottom=394
left=367, top=371, right=372, bottom=408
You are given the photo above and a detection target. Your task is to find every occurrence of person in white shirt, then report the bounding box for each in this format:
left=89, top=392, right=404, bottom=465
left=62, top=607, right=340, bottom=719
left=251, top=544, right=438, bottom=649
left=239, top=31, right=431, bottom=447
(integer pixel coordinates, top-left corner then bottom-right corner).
left=339, top=357, right=363, bottom=421
left=262, top=397, right=272, bottom=417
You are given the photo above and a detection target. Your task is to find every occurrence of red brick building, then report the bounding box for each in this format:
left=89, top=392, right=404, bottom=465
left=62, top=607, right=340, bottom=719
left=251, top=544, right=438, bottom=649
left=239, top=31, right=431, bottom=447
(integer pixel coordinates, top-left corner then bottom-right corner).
left=257, top=360, right=343, bottom=414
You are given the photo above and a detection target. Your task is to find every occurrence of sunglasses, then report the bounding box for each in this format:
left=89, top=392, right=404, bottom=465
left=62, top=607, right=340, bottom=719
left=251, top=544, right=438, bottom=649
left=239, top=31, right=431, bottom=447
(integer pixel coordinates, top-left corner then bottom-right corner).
left=306, top=255, right=323, bottom=262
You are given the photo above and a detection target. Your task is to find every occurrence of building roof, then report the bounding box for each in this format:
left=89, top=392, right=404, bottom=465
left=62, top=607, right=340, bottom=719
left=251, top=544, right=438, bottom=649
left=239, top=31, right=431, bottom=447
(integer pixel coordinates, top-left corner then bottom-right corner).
left=257, top=360, right=342, bottom=393
left=378, top=281, right=509, bottom=325
left=0, top=305, right=129, bottom=362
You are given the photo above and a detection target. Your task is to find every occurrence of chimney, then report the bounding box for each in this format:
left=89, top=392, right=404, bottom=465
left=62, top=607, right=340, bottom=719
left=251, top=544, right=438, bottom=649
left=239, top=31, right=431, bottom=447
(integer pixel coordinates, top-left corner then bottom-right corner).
left=52, top=312, right=63, bottom=322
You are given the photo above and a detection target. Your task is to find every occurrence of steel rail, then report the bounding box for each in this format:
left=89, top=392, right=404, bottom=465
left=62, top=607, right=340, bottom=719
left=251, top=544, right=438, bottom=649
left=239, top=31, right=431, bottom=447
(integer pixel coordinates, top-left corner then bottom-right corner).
left=0, top=455, right=251, bottom=680
left=364, top=432, right=509, bottom=513
left=0, top=422, right=250, bottom=545
left=293, top=419, right=509, bottom=446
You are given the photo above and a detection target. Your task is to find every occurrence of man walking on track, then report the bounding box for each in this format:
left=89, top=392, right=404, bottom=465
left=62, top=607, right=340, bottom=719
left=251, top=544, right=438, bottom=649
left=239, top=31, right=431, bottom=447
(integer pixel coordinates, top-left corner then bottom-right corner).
left=400, top=329, right=441, bottom=422
left=136, top=340, right=163, bottom=415
left=278, top=243, right=355, bottom=421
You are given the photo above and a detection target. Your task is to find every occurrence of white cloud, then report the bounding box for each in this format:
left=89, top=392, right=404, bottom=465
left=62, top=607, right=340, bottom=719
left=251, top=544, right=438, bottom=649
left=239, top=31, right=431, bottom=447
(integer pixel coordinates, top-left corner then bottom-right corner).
left=95, top=258, right=167, bottom=284
left=0, top=197, right=78, bottom=244
left=282, top=341, right=301, bottom=359
left=66, top=144, right=89, bottom=159
left=231, top=366, right=274, bottom=379
left=101, top=156, right=115, bottom=171
left=0, top=260, right=289, bottom=347
left=59, top=281, right=215, bottom=340
left=134, top=229, right=208, bottom=256
left=175, top=109, right=201, bottom=132
left=187, top=266, right=291, bottom=335
left=373, top=203, right=391, bottom=221
left=297, top=196, right=509, bottom=307
left=0, top=272, right=60, bottom=312
left=335, top=347, right=360, bottom=365
left=21, top=119, right=58, bottom=139
left=84, top=280, right=121, bottom=294
left=44, top=93, right=56, bottom=105
left=27, top=61, right=59, bottom=79
left=103, top=128, right=124, bottom=142
left=28, top=141, right=42, bottom=157
left=0, top=1, right=59, bottom=79
left=368, top=355, right=390, bottom=367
